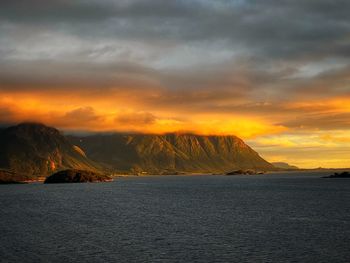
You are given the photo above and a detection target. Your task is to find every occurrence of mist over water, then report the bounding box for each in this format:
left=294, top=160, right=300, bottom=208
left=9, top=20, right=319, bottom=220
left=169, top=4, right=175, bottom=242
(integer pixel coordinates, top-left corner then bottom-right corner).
left=1, top=172, right=349, bottom=262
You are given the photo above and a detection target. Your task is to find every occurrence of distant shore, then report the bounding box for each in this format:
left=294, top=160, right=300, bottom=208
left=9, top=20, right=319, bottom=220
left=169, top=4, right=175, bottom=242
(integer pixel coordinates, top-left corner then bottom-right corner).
left=2, top=168, right=350, bottom=184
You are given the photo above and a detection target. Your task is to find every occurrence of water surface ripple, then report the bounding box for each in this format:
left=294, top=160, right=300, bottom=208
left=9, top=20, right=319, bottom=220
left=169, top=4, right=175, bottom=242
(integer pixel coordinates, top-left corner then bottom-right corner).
left=1, top=172, right=349, bottom=262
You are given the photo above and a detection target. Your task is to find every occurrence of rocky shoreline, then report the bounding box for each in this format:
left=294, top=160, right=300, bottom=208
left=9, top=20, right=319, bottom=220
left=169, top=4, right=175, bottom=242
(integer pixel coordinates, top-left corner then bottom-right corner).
left=225, top=170, right=265, bottom=175
left=322, top=171, right=350, bottom=178
left=44, top=169, right=113, bottom=184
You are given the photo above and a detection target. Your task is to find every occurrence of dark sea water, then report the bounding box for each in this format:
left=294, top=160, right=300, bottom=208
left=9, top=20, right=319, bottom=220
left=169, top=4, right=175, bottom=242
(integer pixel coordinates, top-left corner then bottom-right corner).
left=1, top=172, right=349, bottom=263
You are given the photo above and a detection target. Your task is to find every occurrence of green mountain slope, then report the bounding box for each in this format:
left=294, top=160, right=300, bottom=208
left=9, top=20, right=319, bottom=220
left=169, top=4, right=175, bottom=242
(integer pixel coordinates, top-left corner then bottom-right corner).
left=69, top=133, right=274, bottom=174
left=0, top=123, right=101, bottom=176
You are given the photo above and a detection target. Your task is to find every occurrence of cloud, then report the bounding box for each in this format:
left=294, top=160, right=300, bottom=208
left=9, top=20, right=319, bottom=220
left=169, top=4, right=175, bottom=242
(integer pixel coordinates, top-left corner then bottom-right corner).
left=1, top=0, right=350, bottom=64
left=320, top=134, right=350, bottom=143
left=0, top=0, right=349, bottom=108
left=1, top=0, right=350, bottom=167
left=281, top=112, right=350, bottom=130
left=115, top=111, right=156, bottom=126
left=63, top=106, right=102, bottom=124
left=0, top=59, right=159, bottom=90
left=0, top=106, right=16, bottom=124
left=1, top=0, right=349, bottom=60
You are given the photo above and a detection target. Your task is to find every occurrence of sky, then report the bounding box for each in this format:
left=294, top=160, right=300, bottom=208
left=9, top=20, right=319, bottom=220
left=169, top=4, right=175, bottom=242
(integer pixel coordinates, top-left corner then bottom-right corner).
left=0, top=0, right=350, bottom=168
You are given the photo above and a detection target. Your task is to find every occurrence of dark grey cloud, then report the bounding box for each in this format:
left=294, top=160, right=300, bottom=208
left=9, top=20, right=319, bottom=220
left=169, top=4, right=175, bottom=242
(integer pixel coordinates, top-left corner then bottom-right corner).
left=0, top=0, right=350, bottom=111
left=0, top=59, right=161, bottom=90
left=1, top=0, right=349, bottom=60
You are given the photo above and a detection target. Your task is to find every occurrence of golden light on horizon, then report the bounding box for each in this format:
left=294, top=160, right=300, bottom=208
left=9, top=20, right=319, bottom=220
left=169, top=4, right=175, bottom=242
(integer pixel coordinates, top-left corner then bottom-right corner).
left=1, top=88, right=350, bottom=169
left=0, top=90, right=284, bottom=137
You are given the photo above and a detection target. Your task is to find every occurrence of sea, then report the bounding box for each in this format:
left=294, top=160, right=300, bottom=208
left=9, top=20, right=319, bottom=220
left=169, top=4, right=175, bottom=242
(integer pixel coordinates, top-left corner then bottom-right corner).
left=0, top=172, right=349, bottom=263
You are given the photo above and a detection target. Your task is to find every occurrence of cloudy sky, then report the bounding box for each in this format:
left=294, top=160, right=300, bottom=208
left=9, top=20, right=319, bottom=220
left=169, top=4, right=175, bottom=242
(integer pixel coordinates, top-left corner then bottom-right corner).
left=1, top=0, right=350, bottom=168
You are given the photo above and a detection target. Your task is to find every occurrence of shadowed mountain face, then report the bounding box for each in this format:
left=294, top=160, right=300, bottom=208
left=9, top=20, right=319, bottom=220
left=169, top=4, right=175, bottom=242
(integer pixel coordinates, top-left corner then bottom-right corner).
left=69, top=133, right=274, bottom=174
left=0, top=123, right=100, bottom=176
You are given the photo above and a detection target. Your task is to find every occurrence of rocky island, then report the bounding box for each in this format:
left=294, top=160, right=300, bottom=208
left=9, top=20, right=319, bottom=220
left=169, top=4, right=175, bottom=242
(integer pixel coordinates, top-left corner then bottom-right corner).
left=322, top=171, right=350, bottom=178
left=44, top=169, right=113, bottom=184
left=225, top=170, right=265, bottom=175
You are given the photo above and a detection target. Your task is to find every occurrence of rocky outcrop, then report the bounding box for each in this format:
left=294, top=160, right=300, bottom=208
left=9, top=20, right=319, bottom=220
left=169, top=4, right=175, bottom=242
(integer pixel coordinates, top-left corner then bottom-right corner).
left=44, top=169, right=112, bottom=183
left=323, top=171, right=350, bottom=178
left=225, top=170, right=265, bottom=175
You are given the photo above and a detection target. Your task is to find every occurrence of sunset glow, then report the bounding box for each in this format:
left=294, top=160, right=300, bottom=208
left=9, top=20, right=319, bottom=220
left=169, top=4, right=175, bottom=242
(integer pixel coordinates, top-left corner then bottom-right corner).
left=1, top=0, right=350, bottom=168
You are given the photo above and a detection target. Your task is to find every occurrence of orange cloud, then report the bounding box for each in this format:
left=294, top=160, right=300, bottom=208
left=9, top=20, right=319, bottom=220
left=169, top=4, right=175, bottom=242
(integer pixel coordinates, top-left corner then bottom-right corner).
left=0, top=89, right=283, bottom=137
left=1, top=88, right=350, bottom=168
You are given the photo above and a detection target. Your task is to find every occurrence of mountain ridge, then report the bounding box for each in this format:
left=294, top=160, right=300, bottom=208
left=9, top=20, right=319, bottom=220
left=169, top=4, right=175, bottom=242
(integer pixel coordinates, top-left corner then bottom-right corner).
left=0, top=123, right=275, bottom=176
left=69, top=132, right=275, bottom=174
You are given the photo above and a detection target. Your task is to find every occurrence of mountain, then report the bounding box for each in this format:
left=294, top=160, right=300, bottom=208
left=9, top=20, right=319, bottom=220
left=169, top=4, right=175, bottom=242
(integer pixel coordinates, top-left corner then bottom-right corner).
left=272, top=162, right=299, bottom=170
left=0, top=169, right=31, bottom=184
left=69, top=133, right=274, bottom=174
left=0, top=123, right=101, bottom=176
left=0, top=123, right=274, bottom=176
